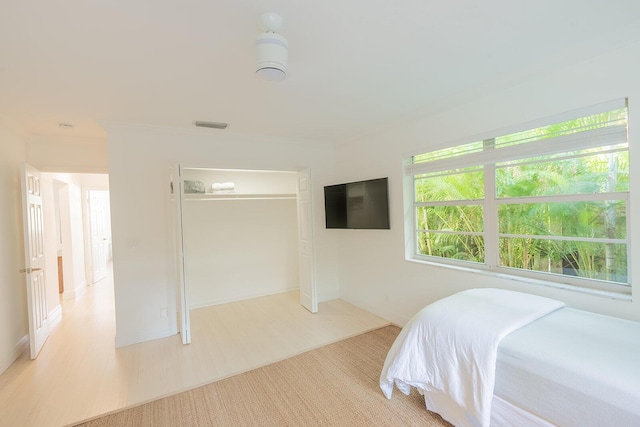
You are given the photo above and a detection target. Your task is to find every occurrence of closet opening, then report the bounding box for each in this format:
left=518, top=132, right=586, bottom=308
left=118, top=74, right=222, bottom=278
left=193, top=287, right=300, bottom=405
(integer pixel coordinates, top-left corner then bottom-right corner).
left=170, top=166, right=317, bottom=344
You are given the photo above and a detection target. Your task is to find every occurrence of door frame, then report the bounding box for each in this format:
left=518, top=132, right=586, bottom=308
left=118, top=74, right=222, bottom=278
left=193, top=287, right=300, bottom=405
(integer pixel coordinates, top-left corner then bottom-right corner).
left=296, top=168, right=318, bottom=313
left=168, top=163, right=190, bottom=344
left=20, top=168, right=113, bottom=358
left=86, top=189, right=112, bottom=284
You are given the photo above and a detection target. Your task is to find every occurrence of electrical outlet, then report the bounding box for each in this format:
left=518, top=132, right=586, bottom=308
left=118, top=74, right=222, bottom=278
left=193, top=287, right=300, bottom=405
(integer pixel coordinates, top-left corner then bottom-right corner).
left=160, top=307, right=168, bottom=318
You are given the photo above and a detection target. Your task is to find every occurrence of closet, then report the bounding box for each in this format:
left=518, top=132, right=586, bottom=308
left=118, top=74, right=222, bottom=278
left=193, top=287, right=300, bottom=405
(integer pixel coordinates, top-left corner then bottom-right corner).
left=182, top=167, right=299, bottom=307
left=170, top=166, right=317, bottom=343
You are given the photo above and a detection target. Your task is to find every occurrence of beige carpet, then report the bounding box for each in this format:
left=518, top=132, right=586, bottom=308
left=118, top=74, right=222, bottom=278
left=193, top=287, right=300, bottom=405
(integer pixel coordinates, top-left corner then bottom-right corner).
left=74, top=326, right=451, bottom=426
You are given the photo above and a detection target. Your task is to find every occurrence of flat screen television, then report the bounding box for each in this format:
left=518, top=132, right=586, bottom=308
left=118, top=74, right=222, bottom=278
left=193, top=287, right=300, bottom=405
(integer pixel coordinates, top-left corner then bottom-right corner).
left=324, top=177, right=390, bottom=229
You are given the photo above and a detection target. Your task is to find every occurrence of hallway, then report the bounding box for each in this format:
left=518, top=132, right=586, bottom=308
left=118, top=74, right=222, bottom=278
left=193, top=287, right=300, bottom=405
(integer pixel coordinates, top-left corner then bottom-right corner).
left=0, top=274, right=123, bottom=426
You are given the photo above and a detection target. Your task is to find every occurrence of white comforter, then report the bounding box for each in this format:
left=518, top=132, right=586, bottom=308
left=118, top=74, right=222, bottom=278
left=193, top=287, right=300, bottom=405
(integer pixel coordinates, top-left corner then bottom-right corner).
left=379, top=288, right=565, bottom=427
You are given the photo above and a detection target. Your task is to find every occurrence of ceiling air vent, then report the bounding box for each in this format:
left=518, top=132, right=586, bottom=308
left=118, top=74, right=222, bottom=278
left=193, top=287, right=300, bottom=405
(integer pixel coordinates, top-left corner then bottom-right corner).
left=194, top=121, right=229, bottom=130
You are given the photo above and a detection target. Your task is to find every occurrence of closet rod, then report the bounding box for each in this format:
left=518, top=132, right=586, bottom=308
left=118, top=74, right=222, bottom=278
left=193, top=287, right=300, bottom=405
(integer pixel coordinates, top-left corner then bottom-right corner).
left=184, top=194, right=296, bottom=201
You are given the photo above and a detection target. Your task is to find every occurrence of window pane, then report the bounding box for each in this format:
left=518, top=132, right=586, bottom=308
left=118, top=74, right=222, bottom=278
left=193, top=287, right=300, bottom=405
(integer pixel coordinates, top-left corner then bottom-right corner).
left=415, top=170, right=484, bottom=202
left=499, top=237, right=627, bottom=284
left=496, top=151, right=629, bottom=197
left=410, top=102, right=629, bottom=292
left=413, top=141, right=484, bottom=164
left=495, top=108, right=628, bottom=149
left=498, top=201, right=627, bottom=239
left=417, top=206, right=483, bottom=233
left=417, top=231, right=484, bottom=262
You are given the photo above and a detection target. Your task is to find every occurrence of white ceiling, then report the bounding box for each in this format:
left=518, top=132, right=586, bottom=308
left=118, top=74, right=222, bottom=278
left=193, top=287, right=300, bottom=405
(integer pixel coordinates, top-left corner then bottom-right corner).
left=1, top=0, right=640, bottom=144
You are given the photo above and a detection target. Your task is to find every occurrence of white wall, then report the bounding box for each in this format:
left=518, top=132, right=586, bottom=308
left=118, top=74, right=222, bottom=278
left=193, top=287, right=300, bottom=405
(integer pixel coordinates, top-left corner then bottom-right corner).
left=335, top=40, right=640, bottom=326
left=105, top=125, right=338, bottom=347
left=27, top=134, right=108, bottom=173
left=0, top=118, right=29, bottom=374
left=184, top=198, right=299, bottom=308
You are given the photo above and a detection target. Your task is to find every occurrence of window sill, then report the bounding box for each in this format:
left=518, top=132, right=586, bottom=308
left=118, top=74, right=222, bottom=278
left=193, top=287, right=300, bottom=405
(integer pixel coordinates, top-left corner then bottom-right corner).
left=405, top=257, right=632, bottom=302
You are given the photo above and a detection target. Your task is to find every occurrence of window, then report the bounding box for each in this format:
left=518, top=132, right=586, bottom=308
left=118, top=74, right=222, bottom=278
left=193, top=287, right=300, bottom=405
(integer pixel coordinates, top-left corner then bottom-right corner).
left=407, top=99, right=630, bottom=294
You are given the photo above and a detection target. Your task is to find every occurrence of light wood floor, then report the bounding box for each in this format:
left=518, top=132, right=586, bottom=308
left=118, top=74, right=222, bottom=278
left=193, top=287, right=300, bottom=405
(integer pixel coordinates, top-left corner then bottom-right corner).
left=0, top=272, right=389, bottom=427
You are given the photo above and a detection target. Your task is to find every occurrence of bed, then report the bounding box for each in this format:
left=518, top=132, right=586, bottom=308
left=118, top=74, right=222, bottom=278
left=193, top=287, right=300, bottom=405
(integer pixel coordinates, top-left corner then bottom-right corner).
left=379, top=288, right=640, bottom=427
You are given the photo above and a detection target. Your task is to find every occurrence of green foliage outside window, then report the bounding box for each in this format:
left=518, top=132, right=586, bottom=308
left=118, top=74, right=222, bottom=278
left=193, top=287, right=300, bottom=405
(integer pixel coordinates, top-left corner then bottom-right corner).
left=413, top=107, right=629, bottom=286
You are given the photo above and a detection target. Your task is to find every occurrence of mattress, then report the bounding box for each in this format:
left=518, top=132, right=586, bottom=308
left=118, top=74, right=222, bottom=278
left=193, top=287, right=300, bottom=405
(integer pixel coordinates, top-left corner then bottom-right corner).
left=380, top=288, right=565, bottom=427
left=494, top=307, right=640, bottom=427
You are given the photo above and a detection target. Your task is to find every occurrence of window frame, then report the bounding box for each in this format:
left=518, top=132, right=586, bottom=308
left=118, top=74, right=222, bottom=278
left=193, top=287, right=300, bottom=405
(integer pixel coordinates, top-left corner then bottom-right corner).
left=405, top=99, right=631, bottom=296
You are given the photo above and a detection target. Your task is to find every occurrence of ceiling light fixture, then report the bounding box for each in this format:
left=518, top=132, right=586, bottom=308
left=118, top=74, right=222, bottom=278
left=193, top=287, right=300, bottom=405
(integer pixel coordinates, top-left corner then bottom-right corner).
left=58, top=122, right=74, bottom=129
left=255, top=12, right=288, bottom=83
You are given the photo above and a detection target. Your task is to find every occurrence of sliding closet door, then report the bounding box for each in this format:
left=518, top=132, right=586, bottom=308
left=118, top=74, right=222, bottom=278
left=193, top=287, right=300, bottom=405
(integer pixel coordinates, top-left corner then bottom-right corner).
left=168, top=163, right=190, bottom=344
left=297, top=169, right=317, bottom=313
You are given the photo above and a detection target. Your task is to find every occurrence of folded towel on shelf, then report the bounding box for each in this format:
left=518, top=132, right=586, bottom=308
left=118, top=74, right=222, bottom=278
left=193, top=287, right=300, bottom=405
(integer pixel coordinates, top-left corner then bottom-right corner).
left=184, top=180, right=205, bottom=194
left=212, top=182, right=236, bottom=192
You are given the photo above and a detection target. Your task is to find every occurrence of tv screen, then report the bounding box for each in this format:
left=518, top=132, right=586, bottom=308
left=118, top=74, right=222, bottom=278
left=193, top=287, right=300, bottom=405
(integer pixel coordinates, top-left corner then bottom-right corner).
left=324, top=177, right=390, bottom=229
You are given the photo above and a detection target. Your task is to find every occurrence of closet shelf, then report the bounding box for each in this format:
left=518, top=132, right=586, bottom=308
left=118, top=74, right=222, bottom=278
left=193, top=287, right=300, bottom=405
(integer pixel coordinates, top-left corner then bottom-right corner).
left=184, top=193, right=296, bottom=201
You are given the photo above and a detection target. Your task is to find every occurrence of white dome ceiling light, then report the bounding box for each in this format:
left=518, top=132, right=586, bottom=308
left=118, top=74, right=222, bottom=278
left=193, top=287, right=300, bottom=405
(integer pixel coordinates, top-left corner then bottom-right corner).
left=255, top=12, right=288, bottom=83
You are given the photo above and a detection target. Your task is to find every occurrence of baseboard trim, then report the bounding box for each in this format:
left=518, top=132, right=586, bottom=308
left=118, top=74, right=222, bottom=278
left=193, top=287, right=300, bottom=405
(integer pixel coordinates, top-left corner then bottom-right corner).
left=15, top=334, right=29, bottom=356
left=189, top=287, right=298, bottom=310
left=115, top=326, right=178, bottom=348
left=74, top=281, right=87, bottom=298
left=339, top=298, right=409, bottom=327
left=62, top=280, right=88, bottom=300
left=48, top=304, right=63, bottom=325
left=0, top=334, right=29, bottom=375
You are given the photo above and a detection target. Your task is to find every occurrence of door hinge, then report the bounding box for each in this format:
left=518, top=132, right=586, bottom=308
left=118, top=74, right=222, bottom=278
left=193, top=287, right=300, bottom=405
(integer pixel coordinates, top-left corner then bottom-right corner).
left=19, top=267, right=42, bottom=274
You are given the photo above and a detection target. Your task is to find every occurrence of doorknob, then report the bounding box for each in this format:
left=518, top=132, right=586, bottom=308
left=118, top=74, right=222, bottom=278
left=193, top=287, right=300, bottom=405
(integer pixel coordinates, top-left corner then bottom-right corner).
left=19, top=267, right=42, bottom=273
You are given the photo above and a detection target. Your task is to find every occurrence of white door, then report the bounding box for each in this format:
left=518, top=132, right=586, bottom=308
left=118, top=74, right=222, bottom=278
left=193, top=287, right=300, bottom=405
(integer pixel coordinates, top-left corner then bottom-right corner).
left=21, top=163, right=50, bottom=359
left=89, top=190, right=111, bottom=283
left=169, top=163, right=190, bottom=344
left=296, top=169, right=318, bottom=313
